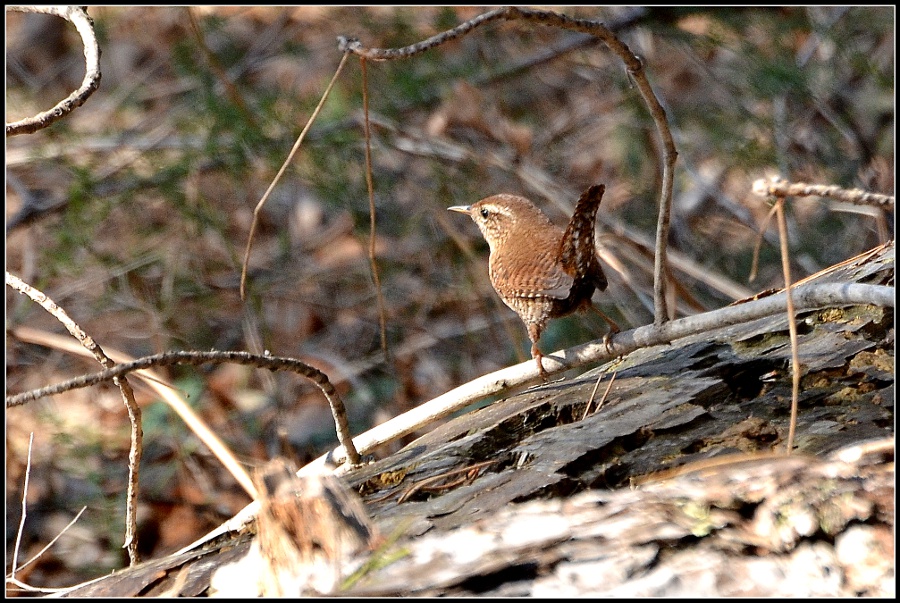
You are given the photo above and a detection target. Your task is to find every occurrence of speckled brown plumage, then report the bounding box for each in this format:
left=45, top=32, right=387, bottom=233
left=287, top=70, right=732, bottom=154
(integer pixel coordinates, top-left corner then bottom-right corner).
left=449, top=184, right=616, bottom=378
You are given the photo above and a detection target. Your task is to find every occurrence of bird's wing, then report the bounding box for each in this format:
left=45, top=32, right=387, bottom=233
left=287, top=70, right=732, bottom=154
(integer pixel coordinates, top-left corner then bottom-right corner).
left=491, top=248, right=575, bottom=300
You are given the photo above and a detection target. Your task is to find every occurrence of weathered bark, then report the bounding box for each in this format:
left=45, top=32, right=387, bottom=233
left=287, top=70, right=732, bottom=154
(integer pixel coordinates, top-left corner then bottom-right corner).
left=62, top=242, right=895, bottom=597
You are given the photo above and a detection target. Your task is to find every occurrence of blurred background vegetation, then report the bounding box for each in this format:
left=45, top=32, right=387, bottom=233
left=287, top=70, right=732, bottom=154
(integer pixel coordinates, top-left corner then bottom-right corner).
left=5, top=6, right=893, bottom=588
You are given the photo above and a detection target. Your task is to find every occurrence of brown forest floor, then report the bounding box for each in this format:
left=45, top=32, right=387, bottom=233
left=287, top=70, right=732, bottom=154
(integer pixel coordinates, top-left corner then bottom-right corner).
left=5, top=6, right=894, bottom=592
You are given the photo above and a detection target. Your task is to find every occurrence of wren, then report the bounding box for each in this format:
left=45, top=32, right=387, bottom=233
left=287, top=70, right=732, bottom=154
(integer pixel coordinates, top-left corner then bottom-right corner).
left=449, top=184, right=618, bottom=379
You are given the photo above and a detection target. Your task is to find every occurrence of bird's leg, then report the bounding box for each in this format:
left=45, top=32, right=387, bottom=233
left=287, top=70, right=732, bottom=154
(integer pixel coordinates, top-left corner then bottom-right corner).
left=527, top=323, right=549, bottom=380
left=589, top=305, right=620, bottom=353
left=531, top=342, right=549, bottom=381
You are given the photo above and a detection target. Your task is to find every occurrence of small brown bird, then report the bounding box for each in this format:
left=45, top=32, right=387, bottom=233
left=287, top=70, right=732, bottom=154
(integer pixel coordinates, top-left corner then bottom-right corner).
left=449, top=184, right=618, bottom=378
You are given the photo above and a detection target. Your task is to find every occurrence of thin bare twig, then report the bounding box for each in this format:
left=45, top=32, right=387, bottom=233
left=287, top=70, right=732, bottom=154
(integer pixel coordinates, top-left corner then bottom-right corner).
left=337, top=8, right=511, bottom=60
left=10, top=433, right=33, bottom=582
left=361, top=57, right=389, bottom=362
left=582, top=371, right=617, bottom=420
left=478, top=7, right=650, bottom=86
left=339, top=6, right=677, bottom=324
left=774, top=200, right=801, bottom=454
left=6, top=6, right=101, bottom=136
left=396, top=460, right=496, bottom=503
left=10, top=505, right=87, bottom=578
left=750, top=176, right=893, bottom=452
left=749, top=203, right=779, bottom=283
left=186, top=7, right=258, bottom=129
left=753, top=176, right=895, bottom=209
left=240, top=51, right=351, bottom=299
left=6, top=273, right=142, bottom=565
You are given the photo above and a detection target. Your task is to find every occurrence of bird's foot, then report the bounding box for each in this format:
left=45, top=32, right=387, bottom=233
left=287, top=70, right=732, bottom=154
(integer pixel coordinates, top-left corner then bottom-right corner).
left=535, top=355, right=550, bottom=381
left=602, top=331, right=614, bottom=355
left=531, top=343, right=550, bottom=381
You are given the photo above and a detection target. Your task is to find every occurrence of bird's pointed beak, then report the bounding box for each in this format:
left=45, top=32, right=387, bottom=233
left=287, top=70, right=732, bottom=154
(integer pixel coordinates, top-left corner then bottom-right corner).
left=447, top=205, right=472, bottom=214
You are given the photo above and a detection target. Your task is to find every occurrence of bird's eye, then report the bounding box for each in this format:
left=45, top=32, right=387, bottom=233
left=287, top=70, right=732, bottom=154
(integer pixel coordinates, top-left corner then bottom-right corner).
left=479, top=207, right=490, bottom=219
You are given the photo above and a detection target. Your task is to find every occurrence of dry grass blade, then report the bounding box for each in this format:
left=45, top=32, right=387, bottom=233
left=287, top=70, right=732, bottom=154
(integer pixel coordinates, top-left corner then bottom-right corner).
left=9, top=432, right=33, bottom=583
left=582, top=370, right=616, bottom=420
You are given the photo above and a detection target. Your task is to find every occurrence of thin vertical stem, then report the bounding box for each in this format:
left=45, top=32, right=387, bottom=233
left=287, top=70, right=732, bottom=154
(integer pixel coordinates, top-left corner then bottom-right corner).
left=775, top=200, right=801, bottom=453
left=361, top=57, right=390, bottom=361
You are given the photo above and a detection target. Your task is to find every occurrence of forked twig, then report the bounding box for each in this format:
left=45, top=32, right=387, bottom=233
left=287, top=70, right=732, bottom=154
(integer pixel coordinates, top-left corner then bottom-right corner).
left=11, top=325, right=259, bottom=500
left=582, top=371, right=617, bottom=420
left=6, top=273, right=141, bottom=565
left=748, top=203, right=779, bottom=283
left=11, top=501, right=87, bottom=580
left=7, top=458, right=89, bottom=595
left=751, top=178, right=860, bottom=454
left=750, top=177, right=894, bottom=452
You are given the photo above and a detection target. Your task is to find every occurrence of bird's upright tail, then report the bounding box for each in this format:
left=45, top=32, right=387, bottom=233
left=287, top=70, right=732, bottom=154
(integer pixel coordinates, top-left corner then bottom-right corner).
left=558, top=184, right=607, bottom=290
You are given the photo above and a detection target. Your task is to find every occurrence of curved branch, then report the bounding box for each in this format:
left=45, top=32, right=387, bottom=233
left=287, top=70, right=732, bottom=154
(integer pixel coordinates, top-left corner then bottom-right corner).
left=6, top=271, right=140, bottom=564
left=6, top=6, right=101, bottom=136
left=338, top=6, right=678, bottom=324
